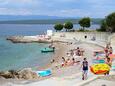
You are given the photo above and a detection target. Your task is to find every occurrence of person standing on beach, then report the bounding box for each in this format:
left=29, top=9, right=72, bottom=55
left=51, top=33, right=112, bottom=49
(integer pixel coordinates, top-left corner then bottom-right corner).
left=82, top=58, right=88, bottom=80
left=109, top=47, right=113, bottom=54
left=105, top=57, right=112, bottom=75
left=61, top=57, right=66, bottom=67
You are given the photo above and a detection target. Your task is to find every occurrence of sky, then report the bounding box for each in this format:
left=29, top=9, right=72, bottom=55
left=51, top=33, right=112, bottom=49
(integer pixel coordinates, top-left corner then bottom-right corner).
left=0, top=0, right=115, bottom=18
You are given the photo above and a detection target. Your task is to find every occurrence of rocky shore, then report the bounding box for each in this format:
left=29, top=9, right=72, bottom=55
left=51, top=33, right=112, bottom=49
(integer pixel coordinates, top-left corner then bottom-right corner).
left=0, top=68, right=39, bottom=80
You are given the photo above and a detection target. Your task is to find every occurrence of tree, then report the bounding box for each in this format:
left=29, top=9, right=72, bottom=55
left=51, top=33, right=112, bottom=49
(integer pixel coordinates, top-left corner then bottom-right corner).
left=106, top=12, right=115, bottom=32
left=79, top=17, right=91, bottom=30
left=64, top=22, right=73, bottom=31
left=100, top=19, right=108, bottom=31
left=54, top=23, right=63, bottom=32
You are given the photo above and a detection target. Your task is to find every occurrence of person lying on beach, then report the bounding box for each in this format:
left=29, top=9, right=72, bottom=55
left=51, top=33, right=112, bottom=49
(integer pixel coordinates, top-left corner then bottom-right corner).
left=75, top=47, right=84, bottom=56
left=67, top=50, right=74, bottom=57
left=64, top=58, right=80, bottom=66
left=75, top=47, right=80, bottom=56
left=67, top=52, right=71, bottom=57
left=65, top=58, right=71, bottom=66
left=80, top=49, right=84, bottom=56
left=71, top=58, right=80, bottom=65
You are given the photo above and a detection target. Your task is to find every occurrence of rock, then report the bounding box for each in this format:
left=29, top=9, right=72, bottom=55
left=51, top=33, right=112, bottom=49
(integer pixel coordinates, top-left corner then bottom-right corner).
left=0, top=68, right=39, bottom=80
left=18, top=68, right=39, bottom=80
left=0, top=71, right=12, bottom=79
left=6, top=36, right=52, bottom=43
left=0, top=76, right=5, bottom=79
left=8, top=70, right=19, bottom=79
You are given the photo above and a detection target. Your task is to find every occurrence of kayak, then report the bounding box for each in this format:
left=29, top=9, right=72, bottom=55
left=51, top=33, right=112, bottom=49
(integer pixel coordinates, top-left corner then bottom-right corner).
left=90, top=63, right=110, bottom=74
left=37, top=70, right=51, bottom=77
left=41, top=48, right=54, bottom=53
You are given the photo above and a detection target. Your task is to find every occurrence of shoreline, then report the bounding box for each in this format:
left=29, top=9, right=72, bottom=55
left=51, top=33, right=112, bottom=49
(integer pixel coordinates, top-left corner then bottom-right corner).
left=1, top=32, right=115, bottom=86
left=0, top=40, right=106, bottom=85
left=0, top=36, right=106, bottom=77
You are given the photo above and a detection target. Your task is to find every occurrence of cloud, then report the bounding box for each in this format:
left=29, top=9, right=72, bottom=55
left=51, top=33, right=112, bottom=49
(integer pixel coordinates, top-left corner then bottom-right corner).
left=46, top=9, right=91, bottom=17
left=0, top=8, right=32, bottom=15
left=0, top=0, right=114, bottom=18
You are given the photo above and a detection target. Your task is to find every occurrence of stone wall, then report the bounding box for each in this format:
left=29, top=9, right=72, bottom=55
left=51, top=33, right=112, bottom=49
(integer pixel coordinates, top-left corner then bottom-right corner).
left=53, top=32, right=109, bottom=42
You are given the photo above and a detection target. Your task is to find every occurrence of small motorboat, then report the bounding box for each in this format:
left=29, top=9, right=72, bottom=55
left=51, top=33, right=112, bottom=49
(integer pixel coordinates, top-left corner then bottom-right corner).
left=41, top=47, right=54, bottom=53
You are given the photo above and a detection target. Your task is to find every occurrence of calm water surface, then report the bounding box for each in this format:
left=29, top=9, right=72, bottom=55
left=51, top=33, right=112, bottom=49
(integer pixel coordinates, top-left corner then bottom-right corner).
left=0, top=24, right=100, bottom=71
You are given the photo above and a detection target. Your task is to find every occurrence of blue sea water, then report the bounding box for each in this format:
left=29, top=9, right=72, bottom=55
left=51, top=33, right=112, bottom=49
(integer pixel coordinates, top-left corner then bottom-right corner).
left=0, top=24, right=100, bottom=71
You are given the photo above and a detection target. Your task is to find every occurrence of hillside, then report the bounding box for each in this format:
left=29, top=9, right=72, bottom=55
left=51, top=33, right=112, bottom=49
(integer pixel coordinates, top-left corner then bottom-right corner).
left=0, top=18, right=102, bottom=24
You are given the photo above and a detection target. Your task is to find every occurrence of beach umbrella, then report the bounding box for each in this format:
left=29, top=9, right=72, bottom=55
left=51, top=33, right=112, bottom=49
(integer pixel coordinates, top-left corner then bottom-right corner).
left=90, top=63, right=110, bottom=74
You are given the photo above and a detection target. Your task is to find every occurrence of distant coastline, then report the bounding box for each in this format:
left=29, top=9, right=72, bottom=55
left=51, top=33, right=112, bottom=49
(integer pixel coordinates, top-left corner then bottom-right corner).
left=0, top=18, right=102, bottom=24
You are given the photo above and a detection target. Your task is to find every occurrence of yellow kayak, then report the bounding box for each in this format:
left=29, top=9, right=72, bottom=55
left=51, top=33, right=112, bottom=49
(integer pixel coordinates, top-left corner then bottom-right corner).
left=90, top=63, right=110, bottom=74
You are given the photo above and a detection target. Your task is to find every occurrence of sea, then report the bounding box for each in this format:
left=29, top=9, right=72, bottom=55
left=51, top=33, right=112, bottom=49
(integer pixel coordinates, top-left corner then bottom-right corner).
left=0, top=24, right=100, bottom=71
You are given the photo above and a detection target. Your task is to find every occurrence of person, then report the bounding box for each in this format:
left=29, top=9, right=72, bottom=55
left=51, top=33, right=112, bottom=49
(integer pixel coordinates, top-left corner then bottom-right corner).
left=84, top=35, right=87, bottom=39
left=91, top=36, right=96, bottom=41
left=76, top=47, right=81, bottom=56
left=80, top=49, right=84, bottom=56
left=72, top=58, right=75, bottom=65
left=51, top=59, right=55, bottom=63
left=109, top=47, right=113, bottom=54
left=61, top=57, right=65, bottom=67
left=104, top=46, right=108, bottom=54
left=70, top=50, right=74, bottom=56
left=105, top=57, right=112, bottom=75
left=65, top=58, right=71, bottom=66
left=82, top=58, right=88, bottom=80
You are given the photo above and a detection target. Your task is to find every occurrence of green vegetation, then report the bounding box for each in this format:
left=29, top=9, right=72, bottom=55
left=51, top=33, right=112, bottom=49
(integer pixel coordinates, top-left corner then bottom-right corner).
left=64, top=22, right=73, bottom=31
left=96, top=19, right=108, bottom=32
left=79, top=17, right=91, bottom=31
left=54, top=23, right=63, bottom=32
left=97, top=12, right=115, bottom=32
left=106, top=12, right=115, bottom=32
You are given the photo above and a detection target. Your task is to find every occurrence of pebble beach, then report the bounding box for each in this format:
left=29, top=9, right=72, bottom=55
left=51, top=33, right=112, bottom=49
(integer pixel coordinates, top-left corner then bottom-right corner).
left=1, top=32, right=115, bottom=86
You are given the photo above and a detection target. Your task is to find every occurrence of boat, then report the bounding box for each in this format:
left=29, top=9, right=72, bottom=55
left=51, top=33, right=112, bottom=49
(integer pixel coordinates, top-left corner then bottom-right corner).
left=36, top=70, right=51, bottom=77
left=41, top=47, right=54, bottom=53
